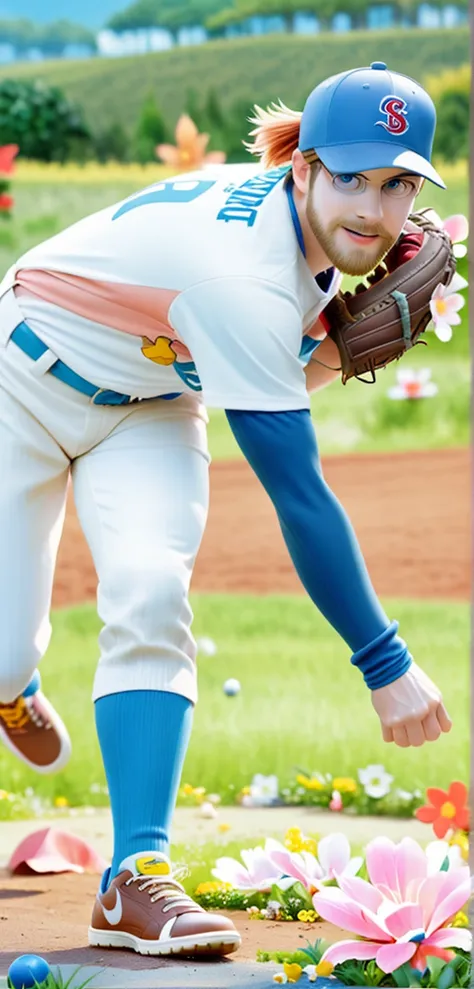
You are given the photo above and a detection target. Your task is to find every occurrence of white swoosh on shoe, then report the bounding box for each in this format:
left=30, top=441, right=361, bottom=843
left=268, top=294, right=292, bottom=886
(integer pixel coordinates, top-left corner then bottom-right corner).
left=102, top=888, right=123, bottom=926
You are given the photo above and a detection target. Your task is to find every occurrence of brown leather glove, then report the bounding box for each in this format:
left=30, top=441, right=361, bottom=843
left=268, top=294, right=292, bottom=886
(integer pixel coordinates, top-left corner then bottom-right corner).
left=322, top=209, right=457, bottom=384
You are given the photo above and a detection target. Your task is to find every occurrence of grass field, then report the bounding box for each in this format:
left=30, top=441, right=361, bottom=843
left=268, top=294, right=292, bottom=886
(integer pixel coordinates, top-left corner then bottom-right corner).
left=0, top=595, right=468, bottom=809
left=0, top=27, right=468, bottom=138
left=6, top=161, right=470, bottom=459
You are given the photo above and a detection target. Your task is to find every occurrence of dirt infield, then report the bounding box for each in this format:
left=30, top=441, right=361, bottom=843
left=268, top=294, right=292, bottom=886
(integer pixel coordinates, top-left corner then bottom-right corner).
left=53, top=447, right=470, bottom=608
left=0, top=870, right=350, bottom=973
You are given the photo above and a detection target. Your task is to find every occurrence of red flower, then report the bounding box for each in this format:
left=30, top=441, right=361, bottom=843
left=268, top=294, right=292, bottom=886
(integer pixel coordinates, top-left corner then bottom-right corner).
left=415, top=780, right=470, bottom=838
left=0, top=145, right=19, bottom=174
left=0, top=194, right=14, bottom=211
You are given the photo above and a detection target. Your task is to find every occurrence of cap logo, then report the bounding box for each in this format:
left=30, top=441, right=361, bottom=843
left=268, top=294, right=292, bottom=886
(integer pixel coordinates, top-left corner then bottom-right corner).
left=375, top=95, right=409, bottom=135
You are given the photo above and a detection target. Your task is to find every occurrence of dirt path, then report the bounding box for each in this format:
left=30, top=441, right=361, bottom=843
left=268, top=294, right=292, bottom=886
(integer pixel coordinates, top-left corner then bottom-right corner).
left=53, top=447, right=470, bottom=607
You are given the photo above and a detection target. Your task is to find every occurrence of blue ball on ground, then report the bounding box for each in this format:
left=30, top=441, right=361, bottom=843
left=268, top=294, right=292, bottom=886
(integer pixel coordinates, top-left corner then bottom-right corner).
left=7, top=955, right=51, bottom=989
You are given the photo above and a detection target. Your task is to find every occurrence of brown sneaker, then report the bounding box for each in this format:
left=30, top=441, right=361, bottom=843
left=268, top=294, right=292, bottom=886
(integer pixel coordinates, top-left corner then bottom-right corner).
left=0, top=685, right=71, bottom=774
left=89, top=851, right=241, bottom=957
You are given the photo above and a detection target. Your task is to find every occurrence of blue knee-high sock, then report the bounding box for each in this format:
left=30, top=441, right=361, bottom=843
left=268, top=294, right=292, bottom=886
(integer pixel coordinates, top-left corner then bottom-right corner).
left=94, top=690, right=193, bottom=882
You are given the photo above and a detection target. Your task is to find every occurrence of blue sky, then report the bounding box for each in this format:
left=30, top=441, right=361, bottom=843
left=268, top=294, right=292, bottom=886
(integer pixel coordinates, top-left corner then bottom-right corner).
left=0, top=0, right=123, bottom=28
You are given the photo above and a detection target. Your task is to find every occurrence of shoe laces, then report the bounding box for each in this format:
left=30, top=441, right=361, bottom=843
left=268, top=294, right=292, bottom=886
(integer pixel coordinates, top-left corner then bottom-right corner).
left=124, top=874, right=202, bottom=913
left=0, top=697, right=30, bottom=730
left=0, top=695, right=51, bottom=731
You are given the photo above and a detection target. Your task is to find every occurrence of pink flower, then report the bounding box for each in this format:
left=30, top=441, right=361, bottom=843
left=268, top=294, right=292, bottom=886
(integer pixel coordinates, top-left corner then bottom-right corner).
left=313, top=836, right=472, bottom=973
left=265, top=832, right=363, bottom=895
left=443, top=214, right=468, bottom=259
left=211, top=845, right=283, bottom=892
left=429, top=282, right=465, bottom=342
left=330, top=790, right=343, bottom=812
left=156, top=114, right=226, bottom=170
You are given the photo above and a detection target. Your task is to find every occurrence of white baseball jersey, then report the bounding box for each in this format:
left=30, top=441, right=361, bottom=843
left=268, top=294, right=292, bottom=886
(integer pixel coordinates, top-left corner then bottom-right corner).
left=1, top=162, right=342, bottom=410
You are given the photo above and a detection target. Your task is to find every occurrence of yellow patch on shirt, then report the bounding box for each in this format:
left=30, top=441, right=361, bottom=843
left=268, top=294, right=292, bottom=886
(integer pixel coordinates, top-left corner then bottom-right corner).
left=141, top=336, right=177, bottom=365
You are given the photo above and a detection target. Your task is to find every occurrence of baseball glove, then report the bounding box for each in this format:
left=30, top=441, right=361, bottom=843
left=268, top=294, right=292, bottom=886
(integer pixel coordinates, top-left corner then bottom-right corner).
left=319, top=208, right=457, bottom=384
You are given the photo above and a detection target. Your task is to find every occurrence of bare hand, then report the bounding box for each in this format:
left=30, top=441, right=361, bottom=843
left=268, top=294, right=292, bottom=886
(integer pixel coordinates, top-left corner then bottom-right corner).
left=370, top=661, right=452, bottom=748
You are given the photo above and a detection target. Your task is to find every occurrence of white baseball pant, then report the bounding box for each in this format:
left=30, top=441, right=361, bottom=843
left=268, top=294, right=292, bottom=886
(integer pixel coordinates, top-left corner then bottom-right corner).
left=0, top=288, right=210, bottom=706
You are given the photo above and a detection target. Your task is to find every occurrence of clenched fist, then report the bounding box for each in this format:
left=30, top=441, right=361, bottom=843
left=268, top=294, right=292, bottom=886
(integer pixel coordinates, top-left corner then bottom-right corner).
left=371, top=661, right=452, bottom=748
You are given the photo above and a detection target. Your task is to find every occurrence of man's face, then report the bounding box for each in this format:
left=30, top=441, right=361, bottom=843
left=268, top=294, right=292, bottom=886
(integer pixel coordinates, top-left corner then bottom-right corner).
left=305, top=162, right=423, bottom=276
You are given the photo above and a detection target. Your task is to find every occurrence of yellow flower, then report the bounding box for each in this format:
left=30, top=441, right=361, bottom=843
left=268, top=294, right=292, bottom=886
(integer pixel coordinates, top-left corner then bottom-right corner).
left=54, top=796, right=69, bottom=808
left=182, top=783, right=194, bottom=795
left=449, top=831, right=469, bottom=861
left=0, top=789, right=10, bottom=800
left=296, top=774, right=324, bottom=790
left=241, top=786, right=251, bottom=796
left=217, top=822, right=232, bottom=833
left=333, top=777, right=358, bottom=793
left=195, top=880, right=232, bottom=895
left=317, top=960, right=335, bottom=976
left=283, top=962, right=303, bottom=982
left=301, top=838, right=318, bottom=855
left=297, top=909, right=317, bottom=923
left=452, top=910, right=469, bottom=927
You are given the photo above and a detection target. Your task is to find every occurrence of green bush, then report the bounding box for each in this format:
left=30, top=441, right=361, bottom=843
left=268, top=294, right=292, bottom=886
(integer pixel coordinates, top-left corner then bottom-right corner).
left=132, top=91, right=169, bottom=163
left=424, top=65, right=470, bottom=163
left=0, top=78, right=90, bottom=162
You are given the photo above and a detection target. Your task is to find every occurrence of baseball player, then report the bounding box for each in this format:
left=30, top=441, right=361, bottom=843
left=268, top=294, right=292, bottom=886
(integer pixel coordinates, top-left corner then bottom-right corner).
left=0, top=62, right=453, bottom=958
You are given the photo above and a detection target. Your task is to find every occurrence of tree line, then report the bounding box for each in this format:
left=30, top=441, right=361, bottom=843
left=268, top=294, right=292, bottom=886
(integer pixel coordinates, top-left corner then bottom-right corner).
left=107, top=0, right=467, bottom=35
left=0, top=19, right=97, bottom=57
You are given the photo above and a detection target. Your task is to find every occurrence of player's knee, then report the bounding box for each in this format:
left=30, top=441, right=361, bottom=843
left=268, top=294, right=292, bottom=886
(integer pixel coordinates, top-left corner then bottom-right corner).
left=103, top=558, right=190, bottom=637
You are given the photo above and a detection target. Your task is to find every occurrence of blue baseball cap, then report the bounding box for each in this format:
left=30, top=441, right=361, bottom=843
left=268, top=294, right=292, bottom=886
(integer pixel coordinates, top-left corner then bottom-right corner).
left=299, top=61, right=446, bottom=189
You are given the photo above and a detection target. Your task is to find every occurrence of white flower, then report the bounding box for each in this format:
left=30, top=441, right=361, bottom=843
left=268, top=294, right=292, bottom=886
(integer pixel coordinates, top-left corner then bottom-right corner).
left=196, top=636, right=217, bottom=656
left=303, top=965, right=318, bottom=982
left=358, top=764, right=393, bottom=799
left=248, top=773, right=279, bottom=806
left=273, top=975, right=288, bottom=984
left=387, top=367, right=437, bottom=401
left=425, top=839, right=464, bottom=872
left=395, top=788, right=414, bottom=801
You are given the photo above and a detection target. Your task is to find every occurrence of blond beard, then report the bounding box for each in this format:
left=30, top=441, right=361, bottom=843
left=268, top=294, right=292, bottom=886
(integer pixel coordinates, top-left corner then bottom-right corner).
left=306, top=196, right=396, bottom=277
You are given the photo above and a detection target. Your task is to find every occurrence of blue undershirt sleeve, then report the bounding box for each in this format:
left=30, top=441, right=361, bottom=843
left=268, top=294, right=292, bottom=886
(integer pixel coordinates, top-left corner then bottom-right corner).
left=225, top=408, right=413, bottom=690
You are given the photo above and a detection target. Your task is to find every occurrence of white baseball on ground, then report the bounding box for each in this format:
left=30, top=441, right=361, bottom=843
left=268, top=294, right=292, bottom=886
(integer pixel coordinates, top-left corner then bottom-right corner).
left=223, top=678, right=241, bottom=696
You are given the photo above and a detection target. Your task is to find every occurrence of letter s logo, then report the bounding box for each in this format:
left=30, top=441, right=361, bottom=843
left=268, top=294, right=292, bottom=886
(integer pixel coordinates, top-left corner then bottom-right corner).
left=375, top=96, right=409, bottom=135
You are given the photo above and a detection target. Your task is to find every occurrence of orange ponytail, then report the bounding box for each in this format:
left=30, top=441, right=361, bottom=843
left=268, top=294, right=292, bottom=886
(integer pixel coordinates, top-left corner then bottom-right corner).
left=244, top=100, right=302, bottom=168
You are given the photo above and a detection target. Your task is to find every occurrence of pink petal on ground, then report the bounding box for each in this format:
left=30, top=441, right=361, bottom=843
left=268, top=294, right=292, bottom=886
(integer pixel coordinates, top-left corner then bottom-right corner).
left=313, top=887, right=391, bottom=941
left=8, top=828, right=107, bottom=875
left=336, top=874, right=385, bottom=913
left=443, top=215, right=469, bottom=242
left=376, top=941, right=417, bottom=973
left=318, top=833, right=350, bottom=874
left=320, top=940, right=382, bottom=966
left=366, top=837, right=401, bottom=895
left=383, top=902, right=424, bottom=938
left=427, top=928, right=472, bottom=951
